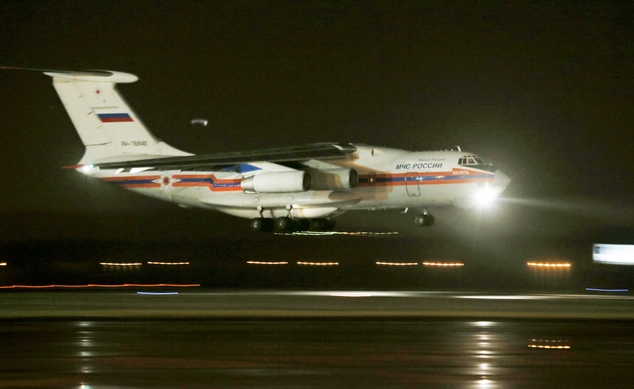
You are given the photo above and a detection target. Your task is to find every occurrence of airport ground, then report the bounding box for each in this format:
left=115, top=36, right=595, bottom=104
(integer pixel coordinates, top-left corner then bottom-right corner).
left=2, top=231, right=634, bottom=388
left=3, top=291, right=634, bottom=388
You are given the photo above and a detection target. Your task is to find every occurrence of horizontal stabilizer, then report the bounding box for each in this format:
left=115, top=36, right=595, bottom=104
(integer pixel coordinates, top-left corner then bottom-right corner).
left=1, top=67, right=138, bottom=83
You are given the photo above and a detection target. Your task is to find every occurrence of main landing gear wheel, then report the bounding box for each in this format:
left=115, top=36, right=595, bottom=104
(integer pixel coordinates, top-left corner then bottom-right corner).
left=249, top=218, right=274, bottom=232
left=275, top=217, right=296, bottom=232
left=310, top=218, right=335, bottom=231
left=414, top=214, right=435, bottom=227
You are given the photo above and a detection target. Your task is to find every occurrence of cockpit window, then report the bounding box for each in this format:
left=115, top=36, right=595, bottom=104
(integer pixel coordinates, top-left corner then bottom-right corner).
left=459, top=155, right=489, bottom=166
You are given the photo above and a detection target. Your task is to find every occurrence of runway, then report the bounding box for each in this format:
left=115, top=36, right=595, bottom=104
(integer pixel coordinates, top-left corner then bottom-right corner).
left=2, top=289, right=634, bottom=319
left=3, top=290, right=634, bottom=388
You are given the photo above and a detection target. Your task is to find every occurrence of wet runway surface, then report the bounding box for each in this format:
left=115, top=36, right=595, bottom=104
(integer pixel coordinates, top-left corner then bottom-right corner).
left=3, top=318, right=634, bottom=388
left=2, top=291, right=634, bottom=387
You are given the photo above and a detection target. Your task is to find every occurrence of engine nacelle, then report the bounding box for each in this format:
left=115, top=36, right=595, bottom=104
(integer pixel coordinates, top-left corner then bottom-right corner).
left=309, top=168, right=358, bottom=190
left=241, top=171, right=311, bottom=193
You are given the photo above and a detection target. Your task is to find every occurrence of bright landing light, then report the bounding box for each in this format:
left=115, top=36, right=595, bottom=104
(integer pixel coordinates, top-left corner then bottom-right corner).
left=474, top=186, right=502, bottom=206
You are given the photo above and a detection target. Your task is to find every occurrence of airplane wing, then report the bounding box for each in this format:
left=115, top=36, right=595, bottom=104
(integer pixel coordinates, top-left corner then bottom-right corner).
left=81, top=143, right=357, bottom=170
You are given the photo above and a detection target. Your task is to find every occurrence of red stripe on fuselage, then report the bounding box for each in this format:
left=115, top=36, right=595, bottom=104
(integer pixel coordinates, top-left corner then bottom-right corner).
left=172, top=174, right=242, bottom=192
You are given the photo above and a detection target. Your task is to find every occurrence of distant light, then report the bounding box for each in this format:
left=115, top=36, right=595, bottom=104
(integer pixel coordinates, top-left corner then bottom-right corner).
left=593, top=244, right=634, bottom=265
left=586, top=288, right=628, bottom=293
left=137, top=291, right=179, bottom=295
left=147, top=261, right=189, bottom=266
left=528, top=339, right=571, bottom=350
left=528, top=344, right=571, bottom=350
left=246, top=261, right=288, bottom=265
left=190, top=118, right=208, bottom=127
left=297, top=261, right=339, bottom=266
left=100, top=262, right=142, bottom=266
left=527, top=262, right=571, bottom=268
left=376, top=262, right=418, bottom=266
left=0, top=262, right=6, bottom=266
left=422, top=262, right=464, bottom=267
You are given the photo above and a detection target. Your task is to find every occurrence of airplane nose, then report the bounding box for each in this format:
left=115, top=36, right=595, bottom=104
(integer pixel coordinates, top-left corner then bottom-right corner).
left=493, top=170, right=511, bottom=193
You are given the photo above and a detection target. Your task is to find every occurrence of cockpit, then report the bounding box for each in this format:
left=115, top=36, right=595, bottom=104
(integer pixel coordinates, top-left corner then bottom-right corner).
left=458, top=155, right=489, bottom=166
left=458, top=155, right=497, bottom=172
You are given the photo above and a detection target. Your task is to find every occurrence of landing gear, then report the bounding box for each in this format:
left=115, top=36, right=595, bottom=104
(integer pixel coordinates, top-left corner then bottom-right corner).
left=275, top=217, right=296, bottom=232
left=249, top=218, right=274, bottom=232
left=414, top=213, right=435, bottom=227
left=310, top=218, right=335, bottom=231
left=250, top=217, right=335, bottom=232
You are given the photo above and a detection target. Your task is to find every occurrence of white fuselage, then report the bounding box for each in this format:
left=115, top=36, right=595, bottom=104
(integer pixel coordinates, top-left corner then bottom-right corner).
left=84, top=145, right=509, bottom=220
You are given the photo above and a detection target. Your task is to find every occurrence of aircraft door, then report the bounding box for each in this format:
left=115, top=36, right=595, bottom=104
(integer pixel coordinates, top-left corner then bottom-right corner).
left=405, top=172, right=421, bottom=197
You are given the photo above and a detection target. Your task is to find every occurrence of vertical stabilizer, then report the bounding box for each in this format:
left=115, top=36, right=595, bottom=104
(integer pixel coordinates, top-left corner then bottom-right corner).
left=43, top=70, right=190, bottom=163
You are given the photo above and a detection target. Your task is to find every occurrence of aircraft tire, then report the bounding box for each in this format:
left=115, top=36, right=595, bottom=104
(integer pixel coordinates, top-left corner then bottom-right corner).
left=310, top=218, right=335, bottom=231
left=250, top=218, right=274, bottom=232
left=275, top=217, right=295, bottom=232
left=414, top=214, right=435, bottom=227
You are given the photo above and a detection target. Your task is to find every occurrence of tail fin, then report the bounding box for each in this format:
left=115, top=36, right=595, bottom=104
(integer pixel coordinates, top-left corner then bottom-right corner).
left=43, top=69, right=190, bottom=164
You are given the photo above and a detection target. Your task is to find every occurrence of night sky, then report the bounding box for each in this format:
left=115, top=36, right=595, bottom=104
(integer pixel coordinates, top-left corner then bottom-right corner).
left=1, top=1, right=633, bottom=266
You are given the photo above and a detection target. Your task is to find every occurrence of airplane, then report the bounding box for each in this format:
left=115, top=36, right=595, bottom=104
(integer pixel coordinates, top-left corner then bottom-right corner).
left=10, top=68, right=510, bottom=232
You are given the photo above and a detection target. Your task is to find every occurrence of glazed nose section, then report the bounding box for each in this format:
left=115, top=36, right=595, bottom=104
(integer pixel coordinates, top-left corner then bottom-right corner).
left=493, top=170, right=511, bottom=193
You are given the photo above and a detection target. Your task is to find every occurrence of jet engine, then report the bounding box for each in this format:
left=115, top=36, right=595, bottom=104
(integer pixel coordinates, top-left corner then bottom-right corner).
left=309, top=168, right=358, bottom=190
left=241, top=171, right=311, bottom=193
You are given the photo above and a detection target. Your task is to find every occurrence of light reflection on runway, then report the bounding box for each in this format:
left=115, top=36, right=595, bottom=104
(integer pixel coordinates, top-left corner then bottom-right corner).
left=2, top=318, right=633, bottom=388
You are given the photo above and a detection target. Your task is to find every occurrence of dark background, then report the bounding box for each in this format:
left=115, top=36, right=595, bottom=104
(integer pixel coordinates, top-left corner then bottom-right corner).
left=0, top=1, right=632, bottom=288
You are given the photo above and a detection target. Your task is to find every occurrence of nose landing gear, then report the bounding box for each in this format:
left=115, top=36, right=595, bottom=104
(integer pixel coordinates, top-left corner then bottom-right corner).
left=414, top=210, right=435, bottom=227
